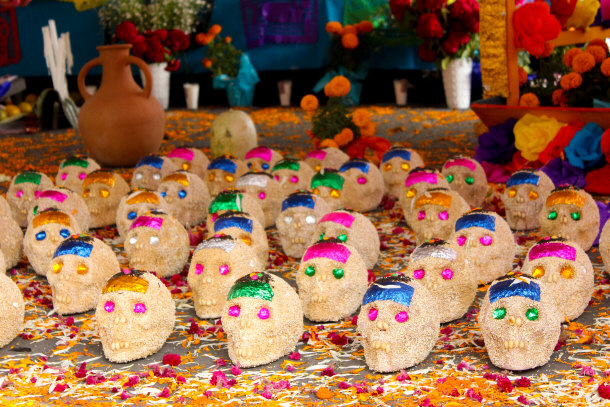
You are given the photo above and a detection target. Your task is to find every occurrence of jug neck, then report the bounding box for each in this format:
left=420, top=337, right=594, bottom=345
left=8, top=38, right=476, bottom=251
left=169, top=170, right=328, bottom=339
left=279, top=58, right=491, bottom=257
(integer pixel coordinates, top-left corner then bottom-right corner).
left=96, top=44, right=140, bottom=89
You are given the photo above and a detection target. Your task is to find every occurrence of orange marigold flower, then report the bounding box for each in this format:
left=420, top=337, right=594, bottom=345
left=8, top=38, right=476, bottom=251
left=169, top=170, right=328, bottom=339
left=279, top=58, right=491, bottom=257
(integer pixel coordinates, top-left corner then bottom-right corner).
left=360, top=121, right=376, bottom=137
left=585, top=45, right=606, bottom=63
left=552, top=89, right=568, bottom=107
left=519, top=93, right=540, bottom=107
left=320, top=139, right=339, bottom=149
left=352, top=108, right=371, bottom=127
left=563, top=48, right=582, bottom=68
left=300, top=94, right=319, bottom=112
left=341, top=24, right=358, bottom=36
left=326, top=21, right=343, bottom=35
left=341, top=33, right=359, bottom=50
left=202, top=58, right=213, bottom=69
left=572, top=52, right=596, bottom=73
left=209, top=24, right=222, bottom=35
left=601, top=58, right=610, bottom=77
left=518, top=67, right=528, bottom=86
left=224, top=36, right=232, bottom=44
left=324, top=76, right=352, bottom=98
left=334, top=128, right=355, bottom=146
left=540, top=42, right=554, bottom=58
left=196, top=33, right=213, bottom=46
left=560, top=72, right=583, bottom=90
left=588, top=39, right=609, bottom=54
left=357, top=20, right=374, bottom=33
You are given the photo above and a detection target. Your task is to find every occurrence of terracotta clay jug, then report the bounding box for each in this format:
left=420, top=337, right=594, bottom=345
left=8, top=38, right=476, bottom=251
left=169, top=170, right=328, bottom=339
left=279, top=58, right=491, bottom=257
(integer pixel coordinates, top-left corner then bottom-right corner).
left=77, top=44, right=165, bottom=167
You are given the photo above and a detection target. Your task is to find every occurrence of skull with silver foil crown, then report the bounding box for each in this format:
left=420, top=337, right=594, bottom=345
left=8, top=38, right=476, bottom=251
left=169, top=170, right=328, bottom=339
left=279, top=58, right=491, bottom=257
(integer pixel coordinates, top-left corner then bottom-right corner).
left=116, top=189, right=169, bottom=240
left=131, top=155, right=178, bottom=190
left=310, top=169, right=346, bottom=211
left=441, top=156, right=488, bottom=207
left=304, top=147, right=349, bottom=173
left=236, top=171, right=282, bottom=228
left=82, top=170, right=130, bottom=228
left=56, top=155, right=101, bottom=195
left=244, top=146, right=283, bottom=172
left=28, top=187, right=90, bottom=231
left=210, top=211, right=268, bottom=268
left=205, top=156, right=248, bottom=197
left=380, top=147, right=425, bottom=198
left=206, top=189, right=265, bottom=231
left=167, top=147, right=209, bottom=179
left=398, top=167, right=450, bottom=226
left=339, top=159, right=385, bottom=212
left=271, top=158, right=315, bottom=200
left=7, top=171, right=54, bottom=227
left=157, top=171, right=210, bottom=227
left=503, top=169, right=554, bottom=230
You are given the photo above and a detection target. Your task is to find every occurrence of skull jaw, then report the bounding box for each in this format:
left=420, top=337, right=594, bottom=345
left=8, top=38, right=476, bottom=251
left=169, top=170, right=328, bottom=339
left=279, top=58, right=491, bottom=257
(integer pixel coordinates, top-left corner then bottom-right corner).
left=302, top=292, right=360, bottom=322
left=100, top=333, right=165, bottom=364
left=193, top=299, right=224, bottom=320
left=485, top=335, right=557, bottom=371
left=52, top=286, right=98, bottom=315
left=227, top=334, right=297, bottom=368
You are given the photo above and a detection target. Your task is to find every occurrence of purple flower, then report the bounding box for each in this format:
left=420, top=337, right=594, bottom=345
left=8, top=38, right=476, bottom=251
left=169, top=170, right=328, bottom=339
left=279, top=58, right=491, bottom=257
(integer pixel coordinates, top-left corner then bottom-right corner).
left=541, top=158, right=587, bottom=188
left=474, top=118, right=518, bottom=164
left=594, top=201, right=610, bottom=246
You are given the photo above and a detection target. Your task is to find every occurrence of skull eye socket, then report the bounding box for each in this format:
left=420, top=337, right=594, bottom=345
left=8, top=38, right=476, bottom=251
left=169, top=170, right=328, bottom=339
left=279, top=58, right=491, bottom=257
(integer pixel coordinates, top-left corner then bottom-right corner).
left=332, top=268, right=344, bottom=279
left=457, top=235, right=466, bottom=246
left=52, top=262, right=63, bottom=273
left=357, top=177, right=367, bottom=185
left=314, top=165, right=321, bottom=172
left=532, top=266, right=545, bottom=278
left=337, top=234, right=347, bottom=242
left=240, top=235, right=252, bottom=246
left=305, top=265, right=315, bottom=277
left=60, top=173, right=68, bottom=181
left=208, top=173, right=215, bottom=181
left=225, top=174, right=234, bottom=182
left=160, top=191, right=167, bottom=197
left=508, top=188, right=517, bottom=198
left=182, top=162, right=191, bottom=171
left=330, top=189, right=340, bottom=198
left=493, top=307, right=506, bottom=319
left=15, top=189, right=23, bottom=198
left=528, top=190, right=538, bottom=200
left=79, top=172, right=87, bottom=180
left=274, top=175, right=280, bottom=181
left=228, top=305, right=240, bottom=317
left=525, top=307, right=539, bottom=321
left=290, top=175, right=299, bottom=183
left=258, top=191, right=266, bottom=200
left=395, top=311, right=409, bottom=323
left=60, top=229, right=71, bottom=238
left=127, top=211, right=137, bottom=220
left=319, top=233, right=325, bottom=240
left=219, top=264, right=230, bottom=275
left=438, top=211, right=449, bottom=220
left=312, top=188, right=320, bottom=195
left=195, top=263, right=203, bottom=275
left=152, top=173, right=161, bottom=181
left=258, top=307, right=270, bottom=319
left=178, top=190, right=187, bottom=199
left=305, top=215, right=316, bottom=224
left=99, top=188, right=110, bottom=198
left=465, top=176, right=474, bottom=185
left=36, top=231, right=47, bottom=241
left=401, top=163, right=410, bottom=171
left=417, top=210, right=426, bottom=221
left=413, top=269, right=425, bottom=279
left=446, top=174, right=454, bottom=183
left=284, top=216, right=292, bottom=224
left=383, top=163, right=392, bottom=171
left=149, top=236, right=160, bottom=245
left=441, top=268, right=453, bottom=280
left=262, top=163, right=269, bottom=170
left=133, top=303, right=147, bottom=313
left=129, top=236, right=137, bottom=245
left=77, top=264, right=89, bottom=275
left=247, top=162, right=253, bottom=169
left=480, top=235, right=493, bottom=246
left=560, top=265, right=574, bottom=279
left=135, top=173, right=143, bottom=180
left=548, top=210, right=557, bottom=220
left=406, top=188, right=417, bottom=198
left=82, top=189, right=90, bottom=198
left=368, top=307, right=378, bottom=321
left=104, top=301, right=115, bottom=312
left=571, top=212, right=580, bottom=221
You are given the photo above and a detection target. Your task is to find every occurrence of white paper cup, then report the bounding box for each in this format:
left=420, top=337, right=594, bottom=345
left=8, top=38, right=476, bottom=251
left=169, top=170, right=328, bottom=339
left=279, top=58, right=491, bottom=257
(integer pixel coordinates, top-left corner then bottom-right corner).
left=184, top=83, right=200, bottom=110
left=394, top=79, right=408, bottom=106
left=278, top=80, right=292, bottom=107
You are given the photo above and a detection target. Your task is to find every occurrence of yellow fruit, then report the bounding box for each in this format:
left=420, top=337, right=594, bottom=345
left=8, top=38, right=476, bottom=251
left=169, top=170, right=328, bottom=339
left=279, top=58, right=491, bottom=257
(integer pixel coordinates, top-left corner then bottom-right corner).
left=18, top=102, right=32, bottom=114
left=5, top=105, right=20, bottom=117
left=0, top=109, right=7, bottom=121
left=25, top=94, right=37, bottom=105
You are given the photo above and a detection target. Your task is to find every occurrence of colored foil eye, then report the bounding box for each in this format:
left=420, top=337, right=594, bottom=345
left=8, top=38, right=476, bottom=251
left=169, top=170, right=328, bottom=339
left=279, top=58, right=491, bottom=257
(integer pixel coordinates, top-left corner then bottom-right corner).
left=413, top=269, right=425, bottom=279
left=314, top=165, right=321, bottom=172
left=333, top=268, right=344, bottom=279
left=337, top=234, right=347, bottom=242
left=284, top=216, right=292, bottom=224
left=571, top=212, right=580, bottom=221
left=60, top=229, right=71, bottom=238
left=79, top=172, right=87, bottom=180
left=305, top=265, right=315, bottom=276
left=548, top=211, right=557, bottom=220
left=290, top=175, right=299, bottom=183
left=312, top=188, right=320, bottom=195
left=305, top=215, right=316, bottom=224
left=258, top=191, right=266, bottom=200
left=262, top=163, right=269, bottom=170
left=319, top=233, right=325, bottom=240
left=219, top=264, right=230, bottom=275
left=401, top=163, right=410, bottom=171
left=228, top=305, right=240, bottom=317
left=182, top=162, right=191, bottom=171
left=195, top=263, right=203, bottom=275
left=100, top=189, right=110, bottom=198
left=82, top=188, right=90, bottom=198
left=52, top=262, right=63, bottom=273
left=133, top=303, right=147, bottom=313
left=446, top=174, right=454, bottom=183
left=240, top=236, right=251, bottom=246
left=179, top=190, right=187, bottom=199
left=384, top=163, right=392, bottom=171
left=60, top=173, right=67, bottom=181
left=357, top=177, right=367, bottom=185
left=532, top=266, right=545, bottom=278
left=135, top=173, right=143, bottom=180
left=77, top=264, right=89, bottom=275
left=153, top=173, right=161, bottom=181
left=508, top=188, right=517, bottom=198
left=104, top=301, right=115, bottom=312
left=395, top=311, right=409, bottom=323
left=32, top=206, right=38, bottom=216
left=529, top=190, right=539, bottom=200
left=258, top=307, right=270, bottom=319
left=406, top=188, right=416, bottom=198
left=127, top=211, right=137, bottom=220
left=526, top=307, right=539, bottom=321
left=129, top=237, right=137, bottom=245
left=560, top=266, right=575, bottom=279
left=209, top=173, right=215, bottom=181
left=368, top=307, right=378, bottom=321
left=441, top=268, right=453, bottom=280
left=465, top=176, right=474, bottom=185
left=480, top=235, right=493, bottom=246
left=493, top=307, right=506, bottom=319
left=160, top=191, right=167, bottom=197
left=457, top=235, right=466, bottom=246
left=438, top=211, right=449, bottom=220
left=149, top=236, right=160, bottom=245
left=247, top=163, right=252, bottom=169
left=417, top=210, right=426, bottom=221
left=35, top=231, right=47, bottom=241
left=15, top=190, right=23, bottom=198
left=330, top=189, right=340, bottom=198
left=274, top=175, right=280, bottom=181
left=225, top=174, right=234, bottom=182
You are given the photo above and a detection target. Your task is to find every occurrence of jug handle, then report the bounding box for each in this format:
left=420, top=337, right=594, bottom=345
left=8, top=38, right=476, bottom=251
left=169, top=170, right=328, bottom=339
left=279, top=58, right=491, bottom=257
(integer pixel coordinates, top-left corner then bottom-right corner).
left=125, top=56, right=153, bottom=99
left=77, top=57, right=102, bottom=100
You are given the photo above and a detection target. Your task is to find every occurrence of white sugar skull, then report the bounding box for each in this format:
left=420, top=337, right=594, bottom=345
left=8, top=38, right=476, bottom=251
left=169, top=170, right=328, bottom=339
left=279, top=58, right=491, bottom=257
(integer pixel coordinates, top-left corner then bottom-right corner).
left=405, top=239, right=476, bottom=323
left=236, top=172, right=282, bottom=228
left=398, top=167, right=450, bottom=226
left=410, top=188, right=470, bottom=245
left=451, top=209, right=516, bottom=284
left=380, top=147, right=425, bottom=198
left=600, top=220, right=610, bottom=272
left=206, top=189, right=265, bottom=230
left=244, top=146, right=283, bottom=172
left=479, top=275, right=561, bottom=370
left=0, top=253, right=25, bottom=348
left=339, top=159, right=385, bottom=212
left=276, top=192, right=330, bottom=258
left=441, top=156, right=488, bottom=207
left=28, top=187, right=90, bottom=231
left=96, top=269, right=175, bottom=363
left=311, top=209, right=380, bottom=270
left=522, top=237, right=594, bottom=320
left=157, top=171, right=210, bottom=227
left=222, top=272, right=303, bottom=368
left=131, top=155, right=178, bottom=190
left=0, top=195, right=11, bottom=217
left=56, top=155, right=101, bottom=195
left=116, top=189, right=169, bottom=240
left=296, top=239, right=368, bottom=322
left=538, top=186, right=599, bottom=251
left=205, top=155, right=248, bottom=197
left=357, top=273, right=439, bottom=372
left=47, top=235, right=120, bottom=315
left=0, top=213, right=23, bottom=270
left=210, top=211, right=268, bottom=267
left=7, top=171, right=54, bottom=227
left=271, top=158, right=315, bottom=199
left=210, top=109, right=258, bottom=159
left=304, top=147, right=349, bottom=172
left=167, top=147, right=209, bottom=179
left=82, top=170, right=130, bottom=228
left=188, top=235, right=263, bottom=319
left=503, top=169, right=555, bottom=230
left=310, top=169, right=345, bottom=211
left=125, top=211, right=189, bottom=278
left=24, top=209, right=81, bottom=276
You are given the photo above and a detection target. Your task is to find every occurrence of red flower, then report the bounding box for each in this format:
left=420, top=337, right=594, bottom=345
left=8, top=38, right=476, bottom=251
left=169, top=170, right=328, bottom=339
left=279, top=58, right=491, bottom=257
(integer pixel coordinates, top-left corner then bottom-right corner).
left=513, top=2, right=561, bottom=57
left=130, top=35, right=147, bottom=58
left=162, top=353, right=181, bottom=366
left=549, top=0, right=578, bottom=27
left=145, top=37, right=165, bottom=63
left=152, top=29, right=168, bottom=42
left=538, top=122, right=584, bottom=164
left=165, top=59, right=181, bottom=72
left=416, top=13, right=445, bottom=39
left=598, top=383, right=610, bottom=400
left=167, top=29, right=190, bottom=52
left=346, top=136, right=392, bottom=164
left=389, top=0, right=413, bottom=21
left=418, top=0, right=447, bottom=12
left=418, top=42, right=438, bottom=63
left=442, top=31, right=470, bottom=55
left=115, top=21, right=138, bottom=42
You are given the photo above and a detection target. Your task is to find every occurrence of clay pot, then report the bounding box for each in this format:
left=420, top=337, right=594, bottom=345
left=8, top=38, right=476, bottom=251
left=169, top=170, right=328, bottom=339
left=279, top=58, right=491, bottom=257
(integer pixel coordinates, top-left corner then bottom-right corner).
left=77, top=45, right=165, bottom=167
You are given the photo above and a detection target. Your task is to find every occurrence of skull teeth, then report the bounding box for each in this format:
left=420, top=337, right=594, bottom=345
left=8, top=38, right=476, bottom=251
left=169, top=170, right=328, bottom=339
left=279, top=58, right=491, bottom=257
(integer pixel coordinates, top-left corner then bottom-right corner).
left=197, top=299, right=217, bottom=306
left=311, top=294, right=326, bottom=303
left=113, top=315, right=127, bottom=324
left=110, top=342, right=129, bottom=351
left=372, top=341, right=390, bottom=352
left=236, top=348, right=253, bottom=358
left=503, top=340, right=525, bottom=350
left=54, top=295, right=71, bottom=304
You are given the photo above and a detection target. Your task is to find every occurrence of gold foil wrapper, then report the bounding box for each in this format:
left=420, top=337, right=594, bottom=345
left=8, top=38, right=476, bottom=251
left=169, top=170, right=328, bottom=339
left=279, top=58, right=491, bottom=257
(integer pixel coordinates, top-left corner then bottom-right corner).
left=126, top=191, right=160, bottom=205
left=414, top=192, right=453, bottom=209
left=33, top=211, right=71, bottom=228
left=163, top=172, right=189, bottom=187
left=546, top=190, right=586, bottom=208
left=480, top=0, right=509, bottom=98
left=103, top=275, right=149, bottom=294
left=83, top=172, right=116, bottom=188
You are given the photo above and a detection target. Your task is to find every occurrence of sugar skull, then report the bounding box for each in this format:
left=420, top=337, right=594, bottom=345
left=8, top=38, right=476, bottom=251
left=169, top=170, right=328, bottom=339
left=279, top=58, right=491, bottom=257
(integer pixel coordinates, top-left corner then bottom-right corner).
left=0, top=256, right=25, bottom=348
left=503, top=169, right=555, bottom=230
left=116, top=189, right=169, bottom=240
left=410, top=188, right=470, bottom=245
left=167, top=147, right=209, bottom=179
left=29, top=187, right=90, bottom=231
left=479, top=275, right=561, bottom=371
left=271, top=158, right=315, bottom=199
left=244, top=146, right=283, bottom=172
left=304, top=147, right=349, bottom=172
left=522, top=237, right=594, bottom=320
left=398, top=167, right=450, bottom=226
left=235, top=172, right=282, bottom=228
left=205, top=155, right=248, bottom=197
left=210, top=211, right=269, bottom=268
left=82, top=170, right=130, bottom=228
left=441, top=156, right=488, bottom=207
left=47, top=235, right=120, bottom=315
left=0, top=214, right=23, bottom=270
left=157, top=171, right=210, bottom=227
left=380, top=147, right=425, bottom=198
left=339, top=159, right=385, bottom=212
left=24, top=209, right=82, bottom=276
left=600, top=220, right=610, bottom=272
left=296, top=239, right=368, bottom=322
left=405, top=239, right=476, bottom=323
left=125, top=211, right=189, bottom=278
left=222, top=272, right=303, bottom=367
left=0, top=195, right=11, bottom=217
left=207, top=189, right=265, bottom=230
left=276, top=191, right=330, bottom=258
left=357, top=273, right=439, bottom=372
left=96, top=269, right=175, bottom=363
left=56, top=155, right=101, bottom=195
left=188, top=235, right=263, bottom=319
left=538, top=186, right=599, bottom=251
left=210, top=109, right=258, bottom=159
left=131, top=155, right=178, bottom=190
left=451, top=209, right=516, bottom=284
left=312, top=209, right=380, bottom=270
left=7, top=171, right=54, bottom=227
left=310, top=169, right=345, bottom=211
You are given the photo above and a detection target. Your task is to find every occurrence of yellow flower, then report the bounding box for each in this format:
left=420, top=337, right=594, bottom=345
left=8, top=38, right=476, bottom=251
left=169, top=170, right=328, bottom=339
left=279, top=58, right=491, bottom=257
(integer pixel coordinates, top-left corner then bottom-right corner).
left=324, top=76, right=351, bottom=98
left=514, top=114, right=566, bottom=162
left=352, top=108, right=371, bottom=127
left=565, top=0, right=599, bottom=30
left=300, top=94, right=319, bottom=112
left=519, top=93, right=540, bottom=107
left=572, top=52, right=596, bottom=73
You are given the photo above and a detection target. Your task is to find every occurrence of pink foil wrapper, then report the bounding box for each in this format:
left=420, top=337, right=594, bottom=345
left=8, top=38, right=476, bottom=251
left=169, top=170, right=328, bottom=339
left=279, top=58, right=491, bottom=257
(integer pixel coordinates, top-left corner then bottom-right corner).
left=130, top=216, right=164, bottom=231
left=405, top=172, right=438, bottom=187
left=303, top=242, right=351, bottom=263
left=168, top=148, right=195, bottom=161
left=528, top=242, right=576, bottom=261
left=444, top=158, right=476, bottom=171
left=320, top=212, right=355, bottom=228
left=245, top=147, right=272, bottom=162
left=306, top=150, right=327, bottom=160
left=38, top=190, right=68, bottom=203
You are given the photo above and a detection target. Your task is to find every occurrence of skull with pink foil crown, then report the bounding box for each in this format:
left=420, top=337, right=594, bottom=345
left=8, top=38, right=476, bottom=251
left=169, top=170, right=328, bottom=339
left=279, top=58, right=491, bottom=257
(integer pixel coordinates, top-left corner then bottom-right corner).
left=441, top=156, right=488, bottom=207
left=244, top=146, right=283, bottom=172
